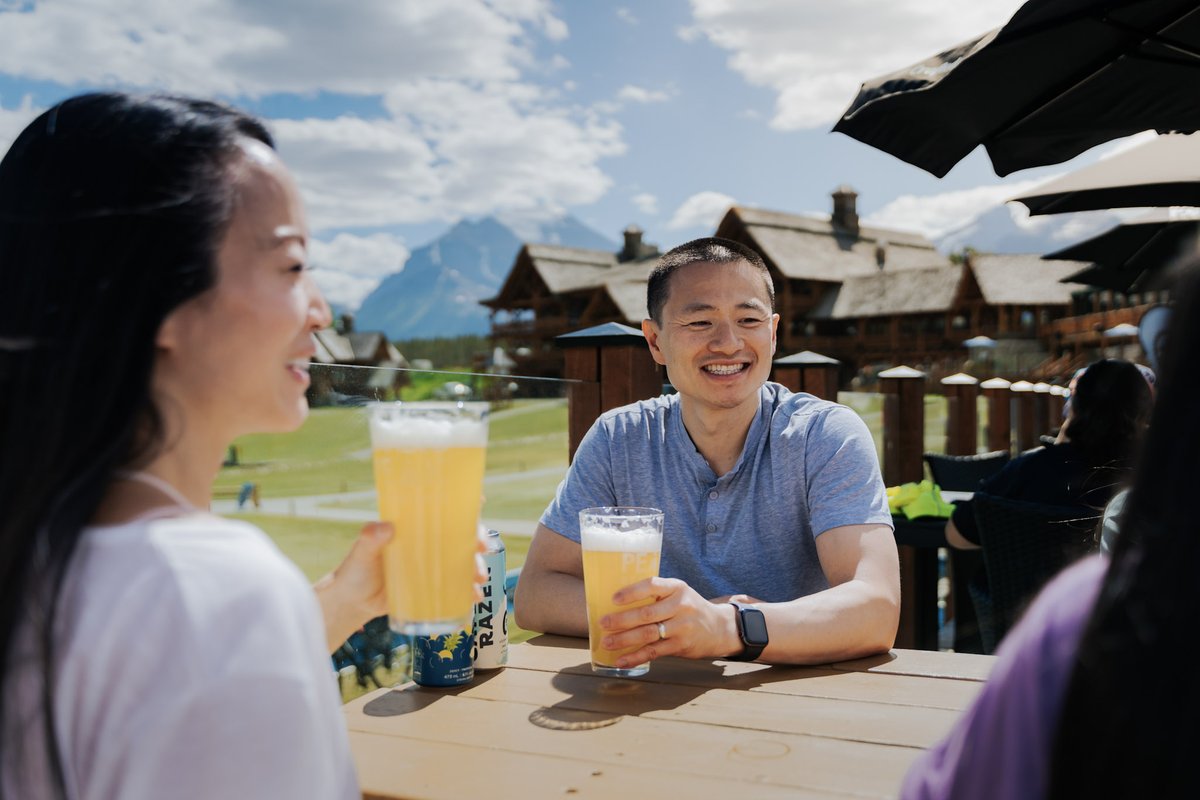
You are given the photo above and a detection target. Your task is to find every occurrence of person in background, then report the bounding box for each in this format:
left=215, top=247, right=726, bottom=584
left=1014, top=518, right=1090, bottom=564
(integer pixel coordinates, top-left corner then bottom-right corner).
left=515, top=237, right=899, bottom=666
left=901, top=263, right=1200, bottom=799
left=944, top=358, right=1152, bottom=550
left=0, top=93, right=456, bottom=799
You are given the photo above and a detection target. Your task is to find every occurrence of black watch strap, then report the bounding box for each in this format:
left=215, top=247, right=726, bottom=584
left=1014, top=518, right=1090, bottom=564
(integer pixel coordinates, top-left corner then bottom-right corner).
left=727, top=600, right=768, bottom=661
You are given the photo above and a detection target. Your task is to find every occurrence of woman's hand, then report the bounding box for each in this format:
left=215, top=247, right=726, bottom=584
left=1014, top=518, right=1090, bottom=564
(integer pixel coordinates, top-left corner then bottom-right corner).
left=316, top=522, right=490, bottom=653
left=314, top=521, right=393, bottom=652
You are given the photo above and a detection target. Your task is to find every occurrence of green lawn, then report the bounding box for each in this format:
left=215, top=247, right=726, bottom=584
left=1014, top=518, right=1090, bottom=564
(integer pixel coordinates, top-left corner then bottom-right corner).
left=838, top=391, right=951, bottom=467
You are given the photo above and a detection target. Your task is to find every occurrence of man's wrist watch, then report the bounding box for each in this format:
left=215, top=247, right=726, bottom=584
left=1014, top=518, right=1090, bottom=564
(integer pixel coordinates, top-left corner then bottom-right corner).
left=727, top=600, right=769, bottom=661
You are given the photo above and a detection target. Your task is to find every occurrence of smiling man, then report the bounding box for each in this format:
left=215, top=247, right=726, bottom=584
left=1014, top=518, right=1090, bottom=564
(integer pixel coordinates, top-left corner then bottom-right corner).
left=514, top=237, right=900, bottom=666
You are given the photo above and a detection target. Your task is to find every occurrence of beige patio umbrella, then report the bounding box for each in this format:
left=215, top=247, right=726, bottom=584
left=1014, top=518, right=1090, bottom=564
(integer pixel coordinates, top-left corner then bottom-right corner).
left=1011, top=133, right=1200, bottom=215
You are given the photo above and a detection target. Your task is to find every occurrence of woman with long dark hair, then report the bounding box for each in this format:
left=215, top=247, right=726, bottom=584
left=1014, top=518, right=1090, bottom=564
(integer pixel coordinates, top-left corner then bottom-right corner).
left=0, top=93, right=404, bottom=798
left=902, top=264, right=1200, bottom=799
left=944, top=358, right=1153, bottom=550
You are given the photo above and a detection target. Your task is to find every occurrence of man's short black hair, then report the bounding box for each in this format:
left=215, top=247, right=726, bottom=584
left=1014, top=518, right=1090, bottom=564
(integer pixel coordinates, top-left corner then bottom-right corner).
left=646, top=236, right=774, bottom=324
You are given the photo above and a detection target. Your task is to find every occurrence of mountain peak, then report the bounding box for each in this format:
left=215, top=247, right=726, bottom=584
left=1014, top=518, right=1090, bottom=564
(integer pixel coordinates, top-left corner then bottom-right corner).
left=354, top=214, right=615, bottom=340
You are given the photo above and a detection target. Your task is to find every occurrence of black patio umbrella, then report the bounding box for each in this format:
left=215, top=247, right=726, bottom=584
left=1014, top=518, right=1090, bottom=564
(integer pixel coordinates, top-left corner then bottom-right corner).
left=1047, top=207, right=1200, bottom=291
left=833, top=0, right=1200, bottom=178
left=1010, top=133, right=1200, bottom=214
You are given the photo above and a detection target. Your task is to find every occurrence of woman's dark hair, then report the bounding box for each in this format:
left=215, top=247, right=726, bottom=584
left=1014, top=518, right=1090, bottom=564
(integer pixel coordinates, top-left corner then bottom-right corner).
left=1049, top=265, right=1200, bottom=796
left=0, top=92, right=273, bottom=798
left=1065, top=358, right=1153, bottom=473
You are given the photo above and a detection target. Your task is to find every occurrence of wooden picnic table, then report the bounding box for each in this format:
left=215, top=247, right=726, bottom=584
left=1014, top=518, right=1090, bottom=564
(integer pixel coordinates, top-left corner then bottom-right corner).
left=344, top=634, right=993, bottom=799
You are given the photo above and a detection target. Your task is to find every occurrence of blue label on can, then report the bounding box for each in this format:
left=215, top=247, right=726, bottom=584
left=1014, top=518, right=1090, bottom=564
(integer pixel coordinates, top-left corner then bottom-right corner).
left=412, top=628, right=475, bottom=687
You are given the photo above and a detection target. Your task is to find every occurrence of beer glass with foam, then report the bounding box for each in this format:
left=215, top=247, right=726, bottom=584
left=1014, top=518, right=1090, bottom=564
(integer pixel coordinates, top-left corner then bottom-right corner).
left=369, top=402, right=488, bottom=635
left=579, top=507, right=664, bottom=677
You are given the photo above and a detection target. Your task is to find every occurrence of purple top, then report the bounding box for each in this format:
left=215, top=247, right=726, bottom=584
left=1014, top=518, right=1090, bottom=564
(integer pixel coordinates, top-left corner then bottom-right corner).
left=901, top=557, right=1106, bottom=800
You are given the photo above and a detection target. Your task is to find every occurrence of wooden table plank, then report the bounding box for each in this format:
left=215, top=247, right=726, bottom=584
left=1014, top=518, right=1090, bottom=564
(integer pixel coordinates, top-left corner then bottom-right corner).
left=350, top=729, right=840, bottom=800
left=828, top=649, right=995, bottom=682
left=508, top=635, right=994, bottom=683
left=346, top=691, right=925, bottom=798
left=410, top=667, right=966, bottom=748
left=345, top=636, right=994, bottom=800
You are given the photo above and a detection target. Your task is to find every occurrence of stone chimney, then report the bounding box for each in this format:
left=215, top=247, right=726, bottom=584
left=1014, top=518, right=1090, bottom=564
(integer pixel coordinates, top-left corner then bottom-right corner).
left=339, top=312, right=355, bottom=334
left=621, top=225, right=645, bottom=262
left=619, top=225, right=659, bottom=262
left=831, top=185, right=859, bottom=237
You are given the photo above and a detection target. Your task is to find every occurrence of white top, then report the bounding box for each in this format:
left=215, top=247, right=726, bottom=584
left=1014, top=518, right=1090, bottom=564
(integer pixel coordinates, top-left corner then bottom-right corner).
left=2, top=513, right=358, bottom=800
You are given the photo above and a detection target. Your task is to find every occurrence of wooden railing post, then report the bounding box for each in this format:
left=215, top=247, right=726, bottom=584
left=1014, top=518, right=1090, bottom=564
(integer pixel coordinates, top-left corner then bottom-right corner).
left=981, top=377, right=1012, bottom=455
left=940, top=373, right=979, bottom=456
left=880, top=366, right=926, bottom=485
left=880, top=365, right=933, bottom=651
left=1010, top=380, right=1037, bottom=452
left=772, top=351, right=841, bottom=401
left=1049, top=385, right=1067, bottom=430
left=557, top=322, right=662, bottom=462
left=1033, top=382, right=1054, bottom=439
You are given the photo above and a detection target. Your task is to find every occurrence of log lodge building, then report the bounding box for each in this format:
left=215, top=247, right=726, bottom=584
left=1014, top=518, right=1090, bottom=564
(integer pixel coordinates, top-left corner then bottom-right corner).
left=482, top=188, right=1158, bottom=383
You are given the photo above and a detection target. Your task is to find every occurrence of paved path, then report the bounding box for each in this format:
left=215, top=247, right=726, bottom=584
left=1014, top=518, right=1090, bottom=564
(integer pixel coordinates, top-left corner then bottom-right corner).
left=212, top=466, right=561, bottom=536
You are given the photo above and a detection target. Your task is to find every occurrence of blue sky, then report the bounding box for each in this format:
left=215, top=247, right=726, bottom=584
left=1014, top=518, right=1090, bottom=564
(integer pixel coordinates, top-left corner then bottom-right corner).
left=0, top=0, right=1146, bottom=309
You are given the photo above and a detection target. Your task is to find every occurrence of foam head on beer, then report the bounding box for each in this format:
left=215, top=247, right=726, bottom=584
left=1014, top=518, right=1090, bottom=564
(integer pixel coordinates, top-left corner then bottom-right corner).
left=368, top=402, right=488, bottom=449
left=580, top=525, right=662, bottom=552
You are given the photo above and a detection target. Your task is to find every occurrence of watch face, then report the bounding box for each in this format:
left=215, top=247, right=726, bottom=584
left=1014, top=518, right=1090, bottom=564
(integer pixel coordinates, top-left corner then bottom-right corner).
left=741, top=608, right=769, bottom=645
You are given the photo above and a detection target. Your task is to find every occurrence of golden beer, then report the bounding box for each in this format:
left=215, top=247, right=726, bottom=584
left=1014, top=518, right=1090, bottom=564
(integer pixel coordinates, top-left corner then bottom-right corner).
left=579, top=508, right=664, bottom=677
left=369, top=402, right=488, bottom=635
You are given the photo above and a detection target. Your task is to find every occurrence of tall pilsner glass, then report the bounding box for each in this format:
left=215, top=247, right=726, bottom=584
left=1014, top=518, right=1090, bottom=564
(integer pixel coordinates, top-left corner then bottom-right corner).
left=580, top=507, right=664, bottom=678
left=369, top=401, right=489, bottom=635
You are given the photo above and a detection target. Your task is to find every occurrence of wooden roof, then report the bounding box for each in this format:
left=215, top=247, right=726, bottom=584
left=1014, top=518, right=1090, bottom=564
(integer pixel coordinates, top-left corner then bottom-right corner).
left=598, top=259, right=657, bottom=322
left=815, top=265, right=964, bottom=319
left=314, top=328, right=356, bottom=363
left=969, top=254, right=1088, bottom=305
left=525, top=244, right=619, bottom=294
left=719, top=206, right=949, bottom=282
left=314, top=328, right=407, bottom=367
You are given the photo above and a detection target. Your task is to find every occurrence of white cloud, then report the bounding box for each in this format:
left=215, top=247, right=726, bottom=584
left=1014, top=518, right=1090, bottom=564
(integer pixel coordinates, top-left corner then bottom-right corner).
left=616, top=7, right=638, bottom=25
left=309, top=232, right=410, bottom=309
left=271, top=84, right=623, bottom=233
left=1043, top=210, right=1126, bottom=243
left=0, top=96, right=40, bottom=158
left=0, top=0, right=568, bottom=97
left=632, top=192, right=659, bottom=215
left=684, top=0, right=1020, bottom=129
left=617, top=85, right=671, bottom=104
left=0, top=1, right=624, bottom=235
left=863, top=178, right=1051, bottom=239
left=383, top=80, right=625, bottom=223
left=668, top=191, right=735, bottom=230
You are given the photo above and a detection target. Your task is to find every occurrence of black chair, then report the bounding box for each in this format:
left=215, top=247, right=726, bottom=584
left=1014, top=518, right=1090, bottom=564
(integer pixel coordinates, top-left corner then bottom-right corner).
left=922, top=450, right=1011, bottom=653
left=923, top=450, right=1011, bottom=491
left=971, top=493, right=1099, bottom=653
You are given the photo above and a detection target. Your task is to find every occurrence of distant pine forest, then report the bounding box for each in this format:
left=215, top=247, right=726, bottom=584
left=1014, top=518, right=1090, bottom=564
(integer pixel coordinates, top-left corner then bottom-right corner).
left=394, top=334, right=490, bottom=371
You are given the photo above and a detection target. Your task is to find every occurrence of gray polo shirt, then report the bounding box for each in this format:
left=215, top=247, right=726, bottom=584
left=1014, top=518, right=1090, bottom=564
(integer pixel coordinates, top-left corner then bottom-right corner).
left=540, top=382, right=892, bottom=602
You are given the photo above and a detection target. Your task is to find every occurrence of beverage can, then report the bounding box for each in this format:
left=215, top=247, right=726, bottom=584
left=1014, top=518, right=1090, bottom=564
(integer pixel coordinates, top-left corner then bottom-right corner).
left=472, top=529, right=508, bottom=670
left=411, top=626, right=475, bottom=687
